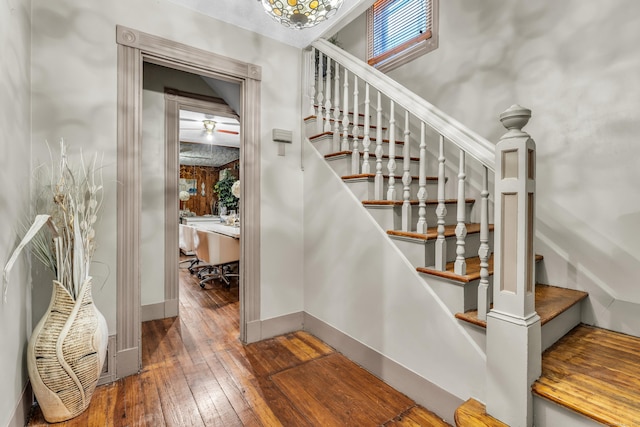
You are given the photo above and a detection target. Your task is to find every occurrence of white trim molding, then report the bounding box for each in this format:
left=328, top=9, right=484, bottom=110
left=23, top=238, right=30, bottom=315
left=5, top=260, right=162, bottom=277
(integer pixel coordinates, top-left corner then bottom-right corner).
left=116, top=25, right=261, bottom=378
left=7, top=382, right=31, bottom=427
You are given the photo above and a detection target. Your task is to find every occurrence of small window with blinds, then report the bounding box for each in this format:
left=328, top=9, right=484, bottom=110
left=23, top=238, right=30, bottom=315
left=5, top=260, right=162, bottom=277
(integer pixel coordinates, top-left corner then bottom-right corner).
left=367, top=0, right=438, bottom=72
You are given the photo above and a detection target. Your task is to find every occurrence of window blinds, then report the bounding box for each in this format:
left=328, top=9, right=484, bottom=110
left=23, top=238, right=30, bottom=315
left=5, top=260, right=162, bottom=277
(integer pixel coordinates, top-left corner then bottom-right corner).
left=367, top=0, right=432, bottom=67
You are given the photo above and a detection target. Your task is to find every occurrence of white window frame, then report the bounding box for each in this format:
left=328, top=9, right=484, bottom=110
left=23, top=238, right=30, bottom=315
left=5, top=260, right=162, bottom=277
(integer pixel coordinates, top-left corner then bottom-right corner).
left=366, top=0, right=439, bottom=73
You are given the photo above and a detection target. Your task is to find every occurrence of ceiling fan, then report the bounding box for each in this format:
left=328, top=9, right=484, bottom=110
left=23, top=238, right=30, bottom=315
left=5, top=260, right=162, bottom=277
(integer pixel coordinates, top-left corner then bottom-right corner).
left=202, top=119, right=239, bottom=136
left=180, top=116, right=240, bottom=136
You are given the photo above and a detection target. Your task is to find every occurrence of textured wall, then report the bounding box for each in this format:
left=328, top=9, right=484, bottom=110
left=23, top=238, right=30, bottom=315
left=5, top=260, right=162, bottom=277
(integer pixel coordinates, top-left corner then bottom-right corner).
left=0, top=0, right=32, bottom=425
left=31, top=0, right=304, bottom=330
left=337, top=0, right=640, bottom=336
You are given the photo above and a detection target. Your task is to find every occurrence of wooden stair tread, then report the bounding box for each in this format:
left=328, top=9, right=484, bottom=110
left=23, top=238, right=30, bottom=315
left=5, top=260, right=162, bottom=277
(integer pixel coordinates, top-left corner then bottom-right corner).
left=309, top=131, right=402, bottom=143
left=307, top=108, right=368, bottom=118
left=532, top=324, right=640, bottom=426
left=363, top=198, right=474, bottom=207
left=325, top=151, right=419, bottom=161
left=303, top=111, right=364, bottom=122
left=454, top=398, right=508, bottom=427
left=417, top=254, right=543, bottom=283
left=454, top=284, right=589, bottom=328
left=343, top=173, right=433, bottom=181
left=387, top=224, right=494, bottom=241
left=387, top=405, right=451, bottom=426
left=309, top=117, right=388, bottom=129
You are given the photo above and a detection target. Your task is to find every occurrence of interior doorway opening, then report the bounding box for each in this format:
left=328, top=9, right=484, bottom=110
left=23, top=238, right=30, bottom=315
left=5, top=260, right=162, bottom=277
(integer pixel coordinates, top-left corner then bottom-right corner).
left=140, top=62, right=243, bottom=329
left=116, top=26, right=261, bottom=378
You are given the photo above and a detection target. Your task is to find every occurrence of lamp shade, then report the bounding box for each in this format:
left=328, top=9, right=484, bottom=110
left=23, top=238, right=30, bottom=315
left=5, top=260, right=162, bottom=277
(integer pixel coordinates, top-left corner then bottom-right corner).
left=179, top=190, right=191, bottom=202
left=260, top=0, right=344, bottom=29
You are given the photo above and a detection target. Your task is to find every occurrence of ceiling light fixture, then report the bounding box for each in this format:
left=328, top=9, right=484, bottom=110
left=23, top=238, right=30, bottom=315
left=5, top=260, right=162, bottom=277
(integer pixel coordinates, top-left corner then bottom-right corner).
left=260, top=0, right=344, bottom=29
left=203, top=120, right=216, bottom=134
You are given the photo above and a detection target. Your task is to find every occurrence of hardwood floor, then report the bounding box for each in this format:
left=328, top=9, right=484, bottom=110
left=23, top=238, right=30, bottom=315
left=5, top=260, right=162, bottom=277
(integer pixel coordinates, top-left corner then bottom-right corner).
left=533, top=324, right=640, bottom=426
left=27, top=262, right=449, bottom=426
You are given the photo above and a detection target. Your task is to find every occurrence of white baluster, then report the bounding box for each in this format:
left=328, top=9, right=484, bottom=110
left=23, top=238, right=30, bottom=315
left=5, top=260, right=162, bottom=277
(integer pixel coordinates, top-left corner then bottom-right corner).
left=386, top=100, right=397, bottom=200
left=316, top=51, right=324, bottom=134
left=401, top=111, right=412, bottom=231
left=351, top=75, right=360, bottom=174
left=477, top=166, right=490, bottom=321
left=341, top=68, right=350, bottom=151
left=324, top=56, right=332, bottom=132
left=435, top=135, right=447, bottom=270
left=362, top=83, right=371, bottom=174
left=309, top=47, right=316, bottom=117
left=454, top=150, right=467, bottom=275
left=374, top=91, right=384, bottom=200
left=416, top=122, right=428, bottom=234
left=332, top=62, right=341, bottom=152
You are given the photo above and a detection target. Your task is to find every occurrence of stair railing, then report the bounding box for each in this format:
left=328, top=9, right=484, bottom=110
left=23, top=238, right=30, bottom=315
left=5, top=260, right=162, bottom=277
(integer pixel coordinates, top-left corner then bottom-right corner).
left=306, top=39, right=540, bottom=427
left=308, top=38, right=494, bottom=320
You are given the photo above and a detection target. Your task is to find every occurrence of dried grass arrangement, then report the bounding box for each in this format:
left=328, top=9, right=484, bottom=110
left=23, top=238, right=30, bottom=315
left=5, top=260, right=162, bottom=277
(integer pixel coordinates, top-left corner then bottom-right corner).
left=2, top=139, right=108, bottom=422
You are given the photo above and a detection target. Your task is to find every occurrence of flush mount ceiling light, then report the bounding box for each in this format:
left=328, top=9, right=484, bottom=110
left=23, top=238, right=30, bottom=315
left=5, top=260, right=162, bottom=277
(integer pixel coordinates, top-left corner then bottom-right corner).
left=260, top=0, right=344, bottom=29
left=203, top=120, right=216, bottom=134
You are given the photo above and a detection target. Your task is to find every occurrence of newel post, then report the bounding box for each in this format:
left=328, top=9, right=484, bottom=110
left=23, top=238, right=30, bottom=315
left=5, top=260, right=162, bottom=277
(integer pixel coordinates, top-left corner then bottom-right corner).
left=486, top=105, right=540, bottom=427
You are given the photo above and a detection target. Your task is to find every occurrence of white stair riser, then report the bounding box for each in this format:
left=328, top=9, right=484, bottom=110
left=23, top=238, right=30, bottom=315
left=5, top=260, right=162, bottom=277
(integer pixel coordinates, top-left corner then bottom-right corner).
left=364, top=203, right=472, bottom=232
left=541, top=302, right=581, bottom=351
left=311, top=134, right=412, bottom=157
left=533, top=396, right=602, bottom=427
left=327, top=154, right=420, bottom=178
left=345, top=179, right=435, bottom=202
left=420, top=274, right=486, bottom=315
left=391, top=232, right=490, bottom=268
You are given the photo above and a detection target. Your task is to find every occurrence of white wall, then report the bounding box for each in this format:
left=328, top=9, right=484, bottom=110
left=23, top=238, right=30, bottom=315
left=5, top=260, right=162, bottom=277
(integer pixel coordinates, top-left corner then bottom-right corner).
left=337, top=0, right=640, bottom=336
left=0, top=0, right=32, bottom=425
left=303, top=139, right=486, bottom=416
left=31, top=0, right=305, bottom=332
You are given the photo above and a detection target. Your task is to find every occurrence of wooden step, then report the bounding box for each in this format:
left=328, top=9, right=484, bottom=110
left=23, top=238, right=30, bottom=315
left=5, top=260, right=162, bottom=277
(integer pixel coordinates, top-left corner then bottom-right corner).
left=533, top=324, right=640, bottom=426
left=363, top=198, right=474, bottom=207
left=309, top=118, right=388, bottom=130
left=309, top=131, right=401, bottom=144
left=387, top=223, right=494, bottom=241
left=454, top=398, right=507, bottom=427
left=416, top=254, right=543, bottom=284
left=343, top=173, right=427, bottom=181
left=325, top=151, right=418, bottom=161
left=454, top=284, right=588, bottom=328
left=305, top=110, right=367, bottom=120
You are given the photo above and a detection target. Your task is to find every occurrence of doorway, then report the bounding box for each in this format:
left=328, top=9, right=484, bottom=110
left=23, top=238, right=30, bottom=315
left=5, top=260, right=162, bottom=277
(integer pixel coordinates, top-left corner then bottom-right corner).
left=116, top=26, right=261, bottom=378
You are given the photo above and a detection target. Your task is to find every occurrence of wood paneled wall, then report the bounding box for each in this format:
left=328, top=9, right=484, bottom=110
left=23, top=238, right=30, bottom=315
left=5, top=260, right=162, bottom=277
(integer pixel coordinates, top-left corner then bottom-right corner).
left=179, top=159, right=239, bottom=216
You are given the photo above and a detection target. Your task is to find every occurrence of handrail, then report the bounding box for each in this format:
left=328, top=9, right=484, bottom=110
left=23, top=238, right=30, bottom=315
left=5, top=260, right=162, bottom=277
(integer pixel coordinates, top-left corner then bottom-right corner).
left=312, top=39, right=496, bottom=171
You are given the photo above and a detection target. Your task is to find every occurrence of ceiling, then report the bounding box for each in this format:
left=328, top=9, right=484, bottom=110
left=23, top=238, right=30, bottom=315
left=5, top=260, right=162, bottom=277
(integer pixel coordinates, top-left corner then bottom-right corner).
left=179, top=110, right=240, bottom=167
left=166, top=0, right=373, bottom=48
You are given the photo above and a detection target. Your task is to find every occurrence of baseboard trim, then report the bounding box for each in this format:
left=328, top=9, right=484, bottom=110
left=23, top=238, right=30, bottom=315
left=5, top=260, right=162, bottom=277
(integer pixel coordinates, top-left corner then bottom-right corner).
left=116, top=347, right=139, bottom=378
left=8, top=382, right=32, bottom=427
left=261, top=311, right=304, bottom=340
left=303, top=312, right=462, bottom=425
left=245, top=311, right=304, bottom=343
left=98, top=335, right=117, bottom=386
left=165, top=298, right=179, bottom=318
left=141, top=299, right=178, bottom=322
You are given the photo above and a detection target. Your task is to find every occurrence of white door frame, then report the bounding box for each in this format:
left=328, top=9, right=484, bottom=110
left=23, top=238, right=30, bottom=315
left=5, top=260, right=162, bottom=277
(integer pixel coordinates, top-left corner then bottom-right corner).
left=116, top=25, right=261, bottom=378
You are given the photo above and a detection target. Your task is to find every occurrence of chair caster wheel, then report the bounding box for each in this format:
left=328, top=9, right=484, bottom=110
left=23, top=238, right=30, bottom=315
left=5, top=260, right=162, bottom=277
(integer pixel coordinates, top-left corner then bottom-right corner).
left=200, top=283, right=205, bottom=289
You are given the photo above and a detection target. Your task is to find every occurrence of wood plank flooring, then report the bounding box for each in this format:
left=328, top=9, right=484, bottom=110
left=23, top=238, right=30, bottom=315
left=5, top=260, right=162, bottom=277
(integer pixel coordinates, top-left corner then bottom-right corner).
left=27, top=262, right=449, bottom=426
left=533, top=324, right=640, bottom=426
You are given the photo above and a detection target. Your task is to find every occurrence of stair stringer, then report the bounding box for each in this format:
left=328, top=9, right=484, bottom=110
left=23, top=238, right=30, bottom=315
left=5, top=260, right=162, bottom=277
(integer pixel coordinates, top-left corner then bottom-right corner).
left=303, top=138, right=487, bottom=421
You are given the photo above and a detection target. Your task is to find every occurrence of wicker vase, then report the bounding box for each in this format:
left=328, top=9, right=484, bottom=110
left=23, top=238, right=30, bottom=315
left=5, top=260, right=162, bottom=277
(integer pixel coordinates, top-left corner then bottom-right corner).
left=27, top=277, right=108, bottom=423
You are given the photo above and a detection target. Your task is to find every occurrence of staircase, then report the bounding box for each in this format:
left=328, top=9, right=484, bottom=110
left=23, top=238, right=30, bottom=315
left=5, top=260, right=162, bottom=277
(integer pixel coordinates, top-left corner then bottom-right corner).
left=304, top=39, right=640, bottom=426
